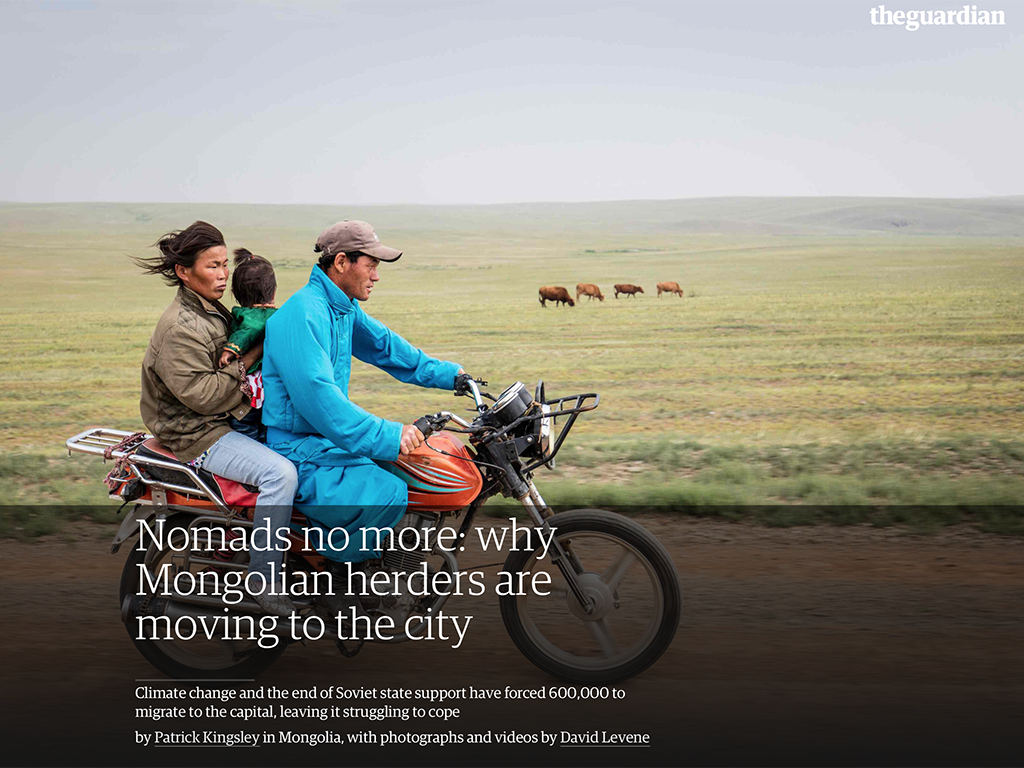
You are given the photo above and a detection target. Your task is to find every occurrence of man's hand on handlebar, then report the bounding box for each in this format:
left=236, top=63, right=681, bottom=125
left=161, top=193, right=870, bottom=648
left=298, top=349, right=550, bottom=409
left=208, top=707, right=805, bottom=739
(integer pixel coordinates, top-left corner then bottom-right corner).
left=399, top=424, right=425, bottom=456
left=454, top=371, right=487, bottom=395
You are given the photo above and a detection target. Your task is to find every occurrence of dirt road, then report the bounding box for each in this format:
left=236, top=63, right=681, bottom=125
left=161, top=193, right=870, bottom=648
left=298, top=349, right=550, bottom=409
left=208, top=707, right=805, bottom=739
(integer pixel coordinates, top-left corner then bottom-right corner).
left=2, top=516, right=1021, bottom=767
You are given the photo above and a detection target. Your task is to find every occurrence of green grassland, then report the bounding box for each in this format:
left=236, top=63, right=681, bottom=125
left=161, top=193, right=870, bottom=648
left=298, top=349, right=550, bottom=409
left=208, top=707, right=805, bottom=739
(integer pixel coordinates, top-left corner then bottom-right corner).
left=1, top=200, right=1022, bottom=535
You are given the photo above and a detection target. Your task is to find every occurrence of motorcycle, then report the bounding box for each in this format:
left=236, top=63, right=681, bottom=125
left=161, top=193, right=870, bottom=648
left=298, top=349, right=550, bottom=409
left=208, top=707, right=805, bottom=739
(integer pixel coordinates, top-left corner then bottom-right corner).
left=66, top=375, right=681, bottom=683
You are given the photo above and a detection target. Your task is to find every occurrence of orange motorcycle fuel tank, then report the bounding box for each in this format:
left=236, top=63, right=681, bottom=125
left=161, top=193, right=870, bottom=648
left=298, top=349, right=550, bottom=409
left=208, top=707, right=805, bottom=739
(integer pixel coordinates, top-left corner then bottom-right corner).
left=376, top=432, right=483, bottom=512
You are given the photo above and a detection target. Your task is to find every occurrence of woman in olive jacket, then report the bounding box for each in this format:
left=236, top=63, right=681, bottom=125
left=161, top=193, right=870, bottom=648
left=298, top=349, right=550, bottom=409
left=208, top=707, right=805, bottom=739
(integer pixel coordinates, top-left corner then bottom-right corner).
left=136, top=221, right=298, bottom=617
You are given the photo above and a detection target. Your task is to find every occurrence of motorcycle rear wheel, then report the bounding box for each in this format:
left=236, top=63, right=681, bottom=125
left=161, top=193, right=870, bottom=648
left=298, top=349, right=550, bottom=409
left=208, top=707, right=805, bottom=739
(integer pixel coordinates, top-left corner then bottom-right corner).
left=118, top=512, right=287, bottom=679
left=499, top=509, right=680, bottom=683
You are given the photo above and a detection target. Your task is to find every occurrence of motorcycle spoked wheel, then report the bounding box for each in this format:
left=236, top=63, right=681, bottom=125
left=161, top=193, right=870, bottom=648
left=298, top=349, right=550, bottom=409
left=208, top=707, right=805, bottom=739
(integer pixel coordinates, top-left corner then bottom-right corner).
left=499, top=509, right=680, bottom=684
left=118, top=512, right=287, bottom=679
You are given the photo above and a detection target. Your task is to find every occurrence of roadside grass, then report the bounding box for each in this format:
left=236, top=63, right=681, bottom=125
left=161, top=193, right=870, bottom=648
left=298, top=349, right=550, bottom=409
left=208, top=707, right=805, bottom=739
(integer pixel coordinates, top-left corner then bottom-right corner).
left=559, top=435, right=1024, bottom=476
left=490, top=471, right=1024, bottom=534
left=0, top=453, right=119, bottom=539
left=6, top=436, right=1021, bottom=538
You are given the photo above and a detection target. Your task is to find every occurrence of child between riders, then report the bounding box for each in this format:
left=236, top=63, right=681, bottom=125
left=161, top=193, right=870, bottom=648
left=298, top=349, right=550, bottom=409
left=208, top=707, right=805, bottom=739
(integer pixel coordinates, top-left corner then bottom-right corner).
left=218, top=248, right=277, bottom=443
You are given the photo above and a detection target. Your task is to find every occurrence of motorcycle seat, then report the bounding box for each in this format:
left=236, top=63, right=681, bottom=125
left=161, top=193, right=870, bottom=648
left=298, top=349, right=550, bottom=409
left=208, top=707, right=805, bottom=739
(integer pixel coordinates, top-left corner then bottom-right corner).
left=137, top=438, right=181, bottom=461
left=135, top=438, right=259, bottom=508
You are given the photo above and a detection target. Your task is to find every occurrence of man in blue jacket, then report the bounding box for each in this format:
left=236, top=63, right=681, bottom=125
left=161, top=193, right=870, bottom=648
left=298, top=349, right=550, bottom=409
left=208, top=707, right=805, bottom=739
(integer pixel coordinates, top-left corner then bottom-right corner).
left=261, top=220, right=462, bottom=562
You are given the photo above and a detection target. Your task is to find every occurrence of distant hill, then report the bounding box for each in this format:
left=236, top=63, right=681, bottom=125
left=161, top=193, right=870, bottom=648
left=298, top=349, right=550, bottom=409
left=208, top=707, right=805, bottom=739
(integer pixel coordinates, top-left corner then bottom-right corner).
left=500, top=196, right=1024, bottom=236
left=1, top=196, right=1022, bottom=237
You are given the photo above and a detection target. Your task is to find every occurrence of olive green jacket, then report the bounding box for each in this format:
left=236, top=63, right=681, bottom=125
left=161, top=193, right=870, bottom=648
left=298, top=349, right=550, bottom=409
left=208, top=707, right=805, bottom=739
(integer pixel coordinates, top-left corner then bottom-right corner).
left=140, top=286, right=252, bottom=462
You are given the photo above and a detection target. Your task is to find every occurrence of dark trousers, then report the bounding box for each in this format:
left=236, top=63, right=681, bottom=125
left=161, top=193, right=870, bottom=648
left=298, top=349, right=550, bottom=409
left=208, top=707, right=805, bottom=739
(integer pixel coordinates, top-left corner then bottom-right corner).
left=229, top=407, right=266, bottom=443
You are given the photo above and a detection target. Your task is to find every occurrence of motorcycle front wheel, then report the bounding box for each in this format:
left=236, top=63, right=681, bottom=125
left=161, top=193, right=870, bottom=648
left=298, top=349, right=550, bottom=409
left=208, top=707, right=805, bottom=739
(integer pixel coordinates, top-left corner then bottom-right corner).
left=118, top=512, right=287, bottom=679
left=499, top=509, right=680, bottom=684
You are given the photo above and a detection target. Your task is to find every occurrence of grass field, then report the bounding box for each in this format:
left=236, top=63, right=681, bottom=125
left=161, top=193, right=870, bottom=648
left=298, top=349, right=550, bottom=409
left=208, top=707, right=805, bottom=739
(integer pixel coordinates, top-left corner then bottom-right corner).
left=1, top=200, right=1022, bottom=535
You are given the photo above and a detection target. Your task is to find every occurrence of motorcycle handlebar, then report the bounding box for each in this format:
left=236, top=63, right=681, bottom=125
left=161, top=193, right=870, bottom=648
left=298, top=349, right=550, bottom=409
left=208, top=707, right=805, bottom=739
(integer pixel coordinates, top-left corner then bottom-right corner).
left=412, top=411, right=475, bottom=439
left=454, top=373, right=488, bottom=410
left=413, top=415, right=436, bottom=438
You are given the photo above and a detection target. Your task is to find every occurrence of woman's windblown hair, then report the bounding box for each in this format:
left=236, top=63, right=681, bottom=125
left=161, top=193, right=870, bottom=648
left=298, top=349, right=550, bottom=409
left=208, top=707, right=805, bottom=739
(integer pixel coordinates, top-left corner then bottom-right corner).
left=231, top=248, right=277, bottom=307
left=133, top=221, right=225, bottom=287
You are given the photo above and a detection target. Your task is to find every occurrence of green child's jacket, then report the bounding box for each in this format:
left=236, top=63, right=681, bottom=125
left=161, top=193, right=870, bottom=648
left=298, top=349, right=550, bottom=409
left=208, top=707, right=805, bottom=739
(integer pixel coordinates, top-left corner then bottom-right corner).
left=225, top=306, right=276, bottom=373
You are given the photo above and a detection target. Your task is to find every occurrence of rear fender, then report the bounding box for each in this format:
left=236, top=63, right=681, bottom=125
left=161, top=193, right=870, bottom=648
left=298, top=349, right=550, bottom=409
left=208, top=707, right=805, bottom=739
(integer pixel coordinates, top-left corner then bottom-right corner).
left=110, top=506, right=158, bottom=555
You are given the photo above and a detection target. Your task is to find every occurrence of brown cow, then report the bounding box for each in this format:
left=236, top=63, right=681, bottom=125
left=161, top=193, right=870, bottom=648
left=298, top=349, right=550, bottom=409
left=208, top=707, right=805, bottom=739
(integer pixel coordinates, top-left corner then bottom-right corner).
left=538, top=286, right=575, bottom=307
left=657, top=281, right=684, bottom=298
left=614, top=283, right=644, bottom=299
left=575, top=283, right=605, bottom=302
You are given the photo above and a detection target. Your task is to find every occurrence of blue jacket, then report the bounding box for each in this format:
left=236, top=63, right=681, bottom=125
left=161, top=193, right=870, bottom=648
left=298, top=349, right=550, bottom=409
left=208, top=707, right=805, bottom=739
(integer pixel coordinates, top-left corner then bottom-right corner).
left=262, top=266, right=461, bottom=468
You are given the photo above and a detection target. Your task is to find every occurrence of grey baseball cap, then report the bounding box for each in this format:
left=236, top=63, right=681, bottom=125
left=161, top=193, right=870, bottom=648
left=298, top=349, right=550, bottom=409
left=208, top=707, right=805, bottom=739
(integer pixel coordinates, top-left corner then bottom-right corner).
left=314, top=220, right=402, bottom=262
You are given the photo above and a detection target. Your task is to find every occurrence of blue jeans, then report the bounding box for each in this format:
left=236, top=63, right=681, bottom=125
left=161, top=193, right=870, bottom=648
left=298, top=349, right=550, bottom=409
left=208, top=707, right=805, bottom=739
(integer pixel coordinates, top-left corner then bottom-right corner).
left=199, top=430, right=299, bottom=592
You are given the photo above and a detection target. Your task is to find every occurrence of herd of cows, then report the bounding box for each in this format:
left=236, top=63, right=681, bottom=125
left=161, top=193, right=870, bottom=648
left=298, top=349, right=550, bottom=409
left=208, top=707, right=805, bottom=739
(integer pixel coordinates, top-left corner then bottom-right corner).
left=538, top=281, right=684, bottom=307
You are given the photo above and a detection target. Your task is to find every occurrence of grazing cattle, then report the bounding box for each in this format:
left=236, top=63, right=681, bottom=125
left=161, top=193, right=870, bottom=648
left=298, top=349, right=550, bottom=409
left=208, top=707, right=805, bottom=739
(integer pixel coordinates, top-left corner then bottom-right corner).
left=657, top=281, right=684, bottom=298
left=614, top=283, right=644, bottom=299
left=538, top=286, right=575, bottom=307
left=575, top=283, right=605, bottom=302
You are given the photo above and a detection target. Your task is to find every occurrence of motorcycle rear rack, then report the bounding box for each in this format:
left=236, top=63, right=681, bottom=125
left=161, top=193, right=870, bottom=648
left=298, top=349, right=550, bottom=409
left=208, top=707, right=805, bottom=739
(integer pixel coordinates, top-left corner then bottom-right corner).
left=66, top=427, right=233, bottom=516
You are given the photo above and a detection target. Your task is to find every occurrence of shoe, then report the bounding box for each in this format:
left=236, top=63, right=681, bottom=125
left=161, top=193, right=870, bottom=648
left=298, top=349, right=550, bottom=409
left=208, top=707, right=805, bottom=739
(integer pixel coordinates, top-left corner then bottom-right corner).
left=252, top=591, right=296, bottom=617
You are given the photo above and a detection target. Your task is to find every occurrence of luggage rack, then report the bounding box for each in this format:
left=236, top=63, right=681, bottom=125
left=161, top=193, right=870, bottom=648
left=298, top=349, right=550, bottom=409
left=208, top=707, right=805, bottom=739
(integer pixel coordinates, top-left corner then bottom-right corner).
left=523, top=392, right=600, bottom=471
left=66, top=427, right=232, bottom=516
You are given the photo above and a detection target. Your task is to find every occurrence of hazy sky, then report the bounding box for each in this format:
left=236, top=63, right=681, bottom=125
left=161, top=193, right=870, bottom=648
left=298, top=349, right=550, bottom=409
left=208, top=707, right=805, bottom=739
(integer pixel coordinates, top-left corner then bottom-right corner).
left=1, top=0, right=1020, bottom=204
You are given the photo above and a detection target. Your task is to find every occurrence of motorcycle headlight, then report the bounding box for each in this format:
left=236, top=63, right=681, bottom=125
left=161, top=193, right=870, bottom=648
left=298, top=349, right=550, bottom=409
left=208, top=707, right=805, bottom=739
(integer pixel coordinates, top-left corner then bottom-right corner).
left=538, top=403, right=554, bottom=462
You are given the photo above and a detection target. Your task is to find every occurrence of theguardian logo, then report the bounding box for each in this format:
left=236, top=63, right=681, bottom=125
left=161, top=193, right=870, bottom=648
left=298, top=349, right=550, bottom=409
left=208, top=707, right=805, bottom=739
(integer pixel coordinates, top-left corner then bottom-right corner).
left=870, top=4, right=1006, bottom=30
